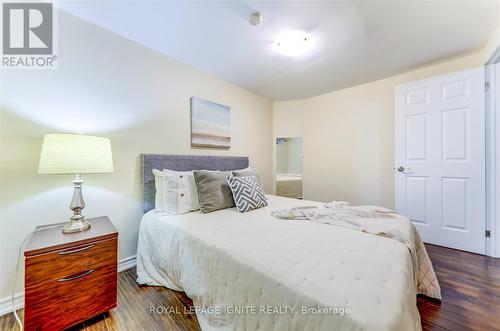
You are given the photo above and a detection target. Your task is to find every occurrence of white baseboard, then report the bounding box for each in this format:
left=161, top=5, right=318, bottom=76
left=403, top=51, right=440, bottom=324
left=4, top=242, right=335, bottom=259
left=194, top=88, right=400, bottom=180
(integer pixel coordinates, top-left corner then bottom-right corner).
left=0, top=292, right=23, bottom=317
left=0, top=255, right=137, bottom=317
left=118, top=254, right=137, bottom=272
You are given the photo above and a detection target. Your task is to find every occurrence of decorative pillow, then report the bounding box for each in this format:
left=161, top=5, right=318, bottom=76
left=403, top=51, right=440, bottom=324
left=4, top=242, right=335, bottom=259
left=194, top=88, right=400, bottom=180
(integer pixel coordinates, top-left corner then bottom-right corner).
left=227, top=175, right=268, bottom=213
left=153, top=169, right=167, bottom=210
left=231, top=168, right=262, bottom=186
left=152, top=169, right=199, bottom=214
left=164, top=169, right=200, bottom=213
left=193, top=170, right=235, bottom=213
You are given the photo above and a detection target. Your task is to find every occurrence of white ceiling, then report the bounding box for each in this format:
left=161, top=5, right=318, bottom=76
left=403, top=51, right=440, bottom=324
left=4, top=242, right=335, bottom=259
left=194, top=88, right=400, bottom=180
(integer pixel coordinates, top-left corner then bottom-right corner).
left=59, top=1, right=499, bottom=100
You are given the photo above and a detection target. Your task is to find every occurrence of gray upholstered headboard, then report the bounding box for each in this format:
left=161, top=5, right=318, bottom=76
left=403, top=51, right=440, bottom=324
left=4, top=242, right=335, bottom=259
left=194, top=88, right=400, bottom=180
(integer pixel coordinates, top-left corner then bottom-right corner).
left=141, top=154, right=249, bottom=212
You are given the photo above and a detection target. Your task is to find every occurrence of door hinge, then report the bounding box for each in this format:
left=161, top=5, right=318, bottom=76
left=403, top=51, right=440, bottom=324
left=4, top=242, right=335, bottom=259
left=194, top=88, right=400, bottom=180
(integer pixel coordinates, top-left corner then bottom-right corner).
left=486, top=230, right=491, bottom=238
left=485, top=82, right=490, bottom=90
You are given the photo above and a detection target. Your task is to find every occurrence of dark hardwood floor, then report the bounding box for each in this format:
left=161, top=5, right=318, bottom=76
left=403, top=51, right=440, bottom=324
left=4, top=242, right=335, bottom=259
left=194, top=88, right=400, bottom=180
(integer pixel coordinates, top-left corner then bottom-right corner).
left=1, top=244, right=499, bottom=331
left=417, top=244, right=500, bottom=331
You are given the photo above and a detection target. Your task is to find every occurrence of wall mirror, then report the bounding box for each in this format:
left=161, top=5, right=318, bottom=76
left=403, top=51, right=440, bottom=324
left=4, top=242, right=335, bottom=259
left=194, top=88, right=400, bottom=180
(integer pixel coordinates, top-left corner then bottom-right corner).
left=275, top=137, right=303, bottom=199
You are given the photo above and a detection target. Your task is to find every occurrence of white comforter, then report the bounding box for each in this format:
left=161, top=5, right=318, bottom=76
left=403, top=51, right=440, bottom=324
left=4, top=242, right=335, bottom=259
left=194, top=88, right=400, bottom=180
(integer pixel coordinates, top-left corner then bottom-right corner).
left=137, top=195, right=421, bottom=331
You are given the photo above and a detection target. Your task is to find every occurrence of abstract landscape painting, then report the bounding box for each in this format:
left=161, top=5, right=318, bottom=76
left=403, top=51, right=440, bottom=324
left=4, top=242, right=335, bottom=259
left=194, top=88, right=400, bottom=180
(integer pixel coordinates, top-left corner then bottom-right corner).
left=191, top=97, right=231, bottom=149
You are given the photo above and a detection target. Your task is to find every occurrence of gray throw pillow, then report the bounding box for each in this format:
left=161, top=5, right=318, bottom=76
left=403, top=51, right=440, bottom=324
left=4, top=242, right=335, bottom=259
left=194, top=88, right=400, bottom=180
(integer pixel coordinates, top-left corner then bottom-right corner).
left=193, top=170, right=235, bottom=213
left=227, top=175, right=268, bottom=213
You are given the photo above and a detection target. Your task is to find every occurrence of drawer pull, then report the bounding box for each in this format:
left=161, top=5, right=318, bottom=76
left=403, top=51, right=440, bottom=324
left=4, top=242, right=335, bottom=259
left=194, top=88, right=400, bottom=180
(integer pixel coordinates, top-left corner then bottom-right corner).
left=59, top=245, right=93, bottom=255
left=58, top=269, right=95, bottom=282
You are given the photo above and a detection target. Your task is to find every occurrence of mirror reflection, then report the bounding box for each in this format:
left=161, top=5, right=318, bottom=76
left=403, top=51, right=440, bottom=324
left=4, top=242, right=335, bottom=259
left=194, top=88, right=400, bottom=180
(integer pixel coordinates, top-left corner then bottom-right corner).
left=276, top=137, right=303, bottom=199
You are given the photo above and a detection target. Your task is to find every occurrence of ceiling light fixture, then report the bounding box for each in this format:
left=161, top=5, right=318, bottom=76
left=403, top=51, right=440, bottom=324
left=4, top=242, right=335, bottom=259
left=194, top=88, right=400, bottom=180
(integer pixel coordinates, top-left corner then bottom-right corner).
left=275, top=30, right=311, bottom=57
left=249, top=11, right=264, bottom=26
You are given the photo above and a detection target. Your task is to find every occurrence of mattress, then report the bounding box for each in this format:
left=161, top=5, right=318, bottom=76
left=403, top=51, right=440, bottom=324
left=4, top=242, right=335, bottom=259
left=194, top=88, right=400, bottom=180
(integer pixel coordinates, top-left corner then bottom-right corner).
left=136, top=195, right=420, bottom=331
left=276, top=174, right=302, bottom=199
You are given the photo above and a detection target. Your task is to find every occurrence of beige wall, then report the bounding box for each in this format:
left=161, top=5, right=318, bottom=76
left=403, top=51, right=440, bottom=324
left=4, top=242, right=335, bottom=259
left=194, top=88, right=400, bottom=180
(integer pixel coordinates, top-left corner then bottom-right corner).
left=0, top=11, right=273, bottom=300
left=273, top=52, right=484, bottom=208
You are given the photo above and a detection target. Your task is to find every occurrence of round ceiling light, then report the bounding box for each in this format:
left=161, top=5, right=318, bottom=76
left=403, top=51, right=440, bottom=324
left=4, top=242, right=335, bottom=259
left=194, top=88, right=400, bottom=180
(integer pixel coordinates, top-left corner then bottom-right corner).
left=274, top=30, right=311, bottom=57
left=249, top=11, right=264, bottom=26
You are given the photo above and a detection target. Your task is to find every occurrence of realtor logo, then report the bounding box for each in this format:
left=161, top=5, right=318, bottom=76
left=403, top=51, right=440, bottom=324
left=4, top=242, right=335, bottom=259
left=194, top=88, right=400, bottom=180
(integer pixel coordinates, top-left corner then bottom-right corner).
left=3, top=2, right=53, bottom=54
left=1, top=1, right=57, bottom=68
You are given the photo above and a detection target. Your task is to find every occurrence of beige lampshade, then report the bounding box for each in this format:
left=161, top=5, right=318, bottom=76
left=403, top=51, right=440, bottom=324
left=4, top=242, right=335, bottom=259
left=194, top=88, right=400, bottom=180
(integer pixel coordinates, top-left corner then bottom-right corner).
left=38, top=134, right=113, bottom=174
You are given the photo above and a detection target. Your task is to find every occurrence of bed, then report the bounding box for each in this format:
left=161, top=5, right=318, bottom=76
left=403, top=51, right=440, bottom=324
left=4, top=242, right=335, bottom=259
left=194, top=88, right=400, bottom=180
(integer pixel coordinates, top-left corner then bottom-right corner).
left=275, top=173, right=302, bottom=199
left=136, top=154, right=422, bottom=331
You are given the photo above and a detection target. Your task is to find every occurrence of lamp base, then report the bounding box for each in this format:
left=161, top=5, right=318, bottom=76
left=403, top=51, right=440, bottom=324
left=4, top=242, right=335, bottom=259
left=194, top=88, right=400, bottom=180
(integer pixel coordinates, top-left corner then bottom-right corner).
left=63, top=173, right=90, bottom=234
left=63, top=219, right=91, bottom=234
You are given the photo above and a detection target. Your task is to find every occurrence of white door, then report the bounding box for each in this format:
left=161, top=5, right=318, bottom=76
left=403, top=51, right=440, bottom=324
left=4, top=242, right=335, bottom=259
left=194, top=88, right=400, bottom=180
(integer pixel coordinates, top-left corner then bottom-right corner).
left=395, top=67, right=485, bottom=254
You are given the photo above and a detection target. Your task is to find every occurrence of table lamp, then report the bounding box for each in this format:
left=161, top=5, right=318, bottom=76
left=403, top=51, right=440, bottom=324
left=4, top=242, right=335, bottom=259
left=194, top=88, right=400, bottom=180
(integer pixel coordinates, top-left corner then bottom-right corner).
left=38, top=134, right=113, bottom=233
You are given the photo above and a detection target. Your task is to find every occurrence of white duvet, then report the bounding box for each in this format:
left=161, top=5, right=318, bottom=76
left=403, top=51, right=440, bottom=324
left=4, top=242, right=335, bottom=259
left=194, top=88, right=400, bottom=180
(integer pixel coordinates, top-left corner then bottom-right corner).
left=137, top=195, right=422, bottom=331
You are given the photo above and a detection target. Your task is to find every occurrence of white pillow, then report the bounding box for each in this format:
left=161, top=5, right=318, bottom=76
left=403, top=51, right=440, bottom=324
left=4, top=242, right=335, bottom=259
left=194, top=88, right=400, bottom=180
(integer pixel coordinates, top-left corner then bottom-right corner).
left=152, top=169, right=199, bottom=214
left=153, top=169, right=166, bottom=210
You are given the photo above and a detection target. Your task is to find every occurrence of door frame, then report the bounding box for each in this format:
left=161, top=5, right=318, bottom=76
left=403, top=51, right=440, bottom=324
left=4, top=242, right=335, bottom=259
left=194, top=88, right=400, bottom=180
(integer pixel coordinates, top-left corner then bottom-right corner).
left=486, top=63, right=499, bottom=258
left=485, top=42, right=500, bottom=258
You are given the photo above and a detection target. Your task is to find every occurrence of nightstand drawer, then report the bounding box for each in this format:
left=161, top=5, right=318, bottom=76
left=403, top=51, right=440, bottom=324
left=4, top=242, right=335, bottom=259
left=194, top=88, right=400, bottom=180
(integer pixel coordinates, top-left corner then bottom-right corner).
left=24, top=263, right=117, bottom=331
left=25, top=237, right=117, bottom=285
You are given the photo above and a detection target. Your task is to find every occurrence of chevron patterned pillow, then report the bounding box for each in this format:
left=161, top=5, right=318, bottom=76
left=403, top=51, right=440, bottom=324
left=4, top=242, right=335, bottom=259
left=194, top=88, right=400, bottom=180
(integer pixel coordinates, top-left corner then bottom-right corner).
left=227, top=175, right=268, bottom=213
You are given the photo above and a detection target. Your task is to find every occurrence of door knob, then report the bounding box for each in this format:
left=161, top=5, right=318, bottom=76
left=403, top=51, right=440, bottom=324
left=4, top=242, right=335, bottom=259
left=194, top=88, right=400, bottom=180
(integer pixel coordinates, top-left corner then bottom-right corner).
left=397, top=166, right=405, bottom=172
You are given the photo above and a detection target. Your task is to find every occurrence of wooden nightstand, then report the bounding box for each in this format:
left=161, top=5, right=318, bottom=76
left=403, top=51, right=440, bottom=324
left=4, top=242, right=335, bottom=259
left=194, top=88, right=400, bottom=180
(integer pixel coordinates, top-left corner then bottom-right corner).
left=24, top=216, right=118, bottom=331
